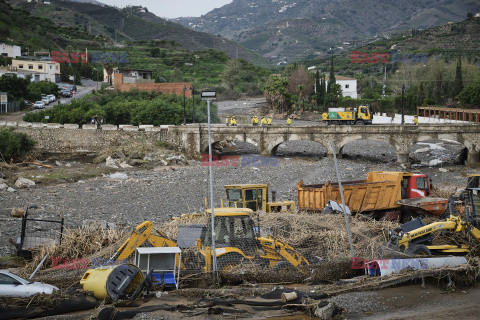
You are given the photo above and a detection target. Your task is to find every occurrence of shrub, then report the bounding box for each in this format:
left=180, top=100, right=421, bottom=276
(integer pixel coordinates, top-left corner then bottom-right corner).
left=0, top=128, right=36, bottom=162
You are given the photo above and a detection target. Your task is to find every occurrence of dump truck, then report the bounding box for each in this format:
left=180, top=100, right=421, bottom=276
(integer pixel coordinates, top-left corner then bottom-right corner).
left=222, top=184, right=295, bottom=213
left=322, top=106, right=373, bottom=125
left=297, top=171, right=435, bottom=219
left=108, top=208, right=310, bottom=273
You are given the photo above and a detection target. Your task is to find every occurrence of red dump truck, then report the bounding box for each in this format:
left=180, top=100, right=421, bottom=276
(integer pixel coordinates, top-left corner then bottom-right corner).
left=297, top=171, right=447, bottom=219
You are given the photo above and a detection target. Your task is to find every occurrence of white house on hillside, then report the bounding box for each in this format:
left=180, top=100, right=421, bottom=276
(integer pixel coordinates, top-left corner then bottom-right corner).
left=0, top=44, right=21, bottom=58
left=326, top=75, right=358, bottom=99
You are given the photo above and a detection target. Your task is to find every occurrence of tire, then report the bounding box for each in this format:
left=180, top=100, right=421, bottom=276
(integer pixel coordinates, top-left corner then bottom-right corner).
left=216, top=253, right=244, bottom=273
left=355, top=120, right=364, bottom=125
left=406, top=244, right=431, bottom=256
left=330, top=121, right=339, bottom=126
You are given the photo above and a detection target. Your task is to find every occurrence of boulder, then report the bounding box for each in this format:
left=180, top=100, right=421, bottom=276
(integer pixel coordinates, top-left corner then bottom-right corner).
left=0, top=183, right=8, bottom=191
left=109, top=172, right=128, bottom=180
left=410, top=141, right=467, bottom=166
left=119, top=162, right=133, bottom=169
left=7, top=187, right=16, bottom=192
left=314, top=301, right=343, bottom=320
left=105, top=156, right=119, bottom=169
left=14, top=177, right=35, bottom=189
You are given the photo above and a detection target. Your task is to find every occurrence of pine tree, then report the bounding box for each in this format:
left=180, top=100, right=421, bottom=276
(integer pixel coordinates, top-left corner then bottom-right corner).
left=327, top=55, right=336, bottom=94
left=453, top=59, right=463, bottom=97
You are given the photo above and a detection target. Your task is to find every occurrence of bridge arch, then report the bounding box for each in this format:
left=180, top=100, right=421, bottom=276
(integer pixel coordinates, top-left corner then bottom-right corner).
left=271, top=140, right=328, bottom=157
left=340, top=139, right=397, bottom=163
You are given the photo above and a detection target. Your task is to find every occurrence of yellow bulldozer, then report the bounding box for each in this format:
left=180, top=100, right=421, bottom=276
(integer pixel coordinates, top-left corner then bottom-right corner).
left=389, top=187, right=480, bottom=256
left=111, top=207, right=310, bottom=273
left=222, top=184, right=295, bottom=213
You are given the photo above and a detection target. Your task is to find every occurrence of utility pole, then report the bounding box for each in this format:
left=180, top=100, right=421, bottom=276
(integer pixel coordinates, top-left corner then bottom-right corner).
left=382, top=65, right=386, bottom=98
left=183, top=85, right=186, bottom=125
left=191, top=86, right=195, bottom=123
left=401, top=84, right=405, bottom=125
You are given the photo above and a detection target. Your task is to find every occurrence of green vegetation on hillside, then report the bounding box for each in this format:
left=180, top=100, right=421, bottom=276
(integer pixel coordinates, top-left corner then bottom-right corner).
left=0, top=0, right=106, bottom=51
left=23, top=91, right=219, bottom=126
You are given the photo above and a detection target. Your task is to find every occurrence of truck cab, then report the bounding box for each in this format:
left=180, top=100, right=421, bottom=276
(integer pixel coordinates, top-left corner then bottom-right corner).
left=223, top=184, right=295, bottom=213
left=401, top=174, right=431, bottom=198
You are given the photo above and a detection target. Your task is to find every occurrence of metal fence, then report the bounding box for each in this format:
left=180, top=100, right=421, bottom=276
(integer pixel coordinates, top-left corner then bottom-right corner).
left=0, top=101, right=21, bottom=114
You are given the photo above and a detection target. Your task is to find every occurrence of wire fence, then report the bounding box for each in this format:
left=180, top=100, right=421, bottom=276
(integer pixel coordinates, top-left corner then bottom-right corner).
left=0, top=101, right=21, bottom=114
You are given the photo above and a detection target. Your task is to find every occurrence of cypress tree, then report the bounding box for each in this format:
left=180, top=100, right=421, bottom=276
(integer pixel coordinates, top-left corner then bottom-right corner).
left=327, top=55, right=336, bottom=93
left=453, top=59, right=463, bottom=97
left=315, top=70, right=321, bottom=108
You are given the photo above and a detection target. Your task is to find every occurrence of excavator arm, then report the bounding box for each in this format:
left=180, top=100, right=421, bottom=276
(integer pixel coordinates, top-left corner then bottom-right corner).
left=111, top=221, right=178, bottom=263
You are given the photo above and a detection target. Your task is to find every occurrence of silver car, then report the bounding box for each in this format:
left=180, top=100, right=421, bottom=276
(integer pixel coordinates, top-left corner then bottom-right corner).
left=33, top=101, right=45, bottom=109
left=0, top=270, right=59, bottom=297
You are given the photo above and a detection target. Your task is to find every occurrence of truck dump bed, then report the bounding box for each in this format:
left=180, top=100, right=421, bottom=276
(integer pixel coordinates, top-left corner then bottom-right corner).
left=297, top=172, right=405, bottom=213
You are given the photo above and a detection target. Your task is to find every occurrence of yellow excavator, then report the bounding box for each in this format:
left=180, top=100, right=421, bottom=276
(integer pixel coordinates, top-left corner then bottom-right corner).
left=389, top=188, right=480, bottom=256
left=110, top=207, right=310, bottom=273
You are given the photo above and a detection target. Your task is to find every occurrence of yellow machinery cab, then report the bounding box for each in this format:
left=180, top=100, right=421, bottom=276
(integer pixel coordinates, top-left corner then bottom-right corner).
left=223, top=184, right=295, bottom=213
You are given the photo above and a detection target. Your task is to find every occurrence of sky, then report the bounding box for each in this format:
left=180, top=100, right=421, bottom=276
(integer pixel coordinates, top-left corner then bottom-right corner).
left=97, top=0, right=233, bottom=19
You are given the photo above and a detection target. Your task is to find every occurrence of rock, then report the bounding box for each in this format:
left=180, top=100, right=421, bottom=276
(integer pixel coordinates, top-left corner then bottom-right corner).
left=77, top=180, right=86, bottom=184
left=28, top=204, right=38, bottom=209
left=109, top=172, right=128, bottom=180
left=14, top=177, right=35, bottom=189
left=7, top=187, right=16, bottom=192
left=65, top=163, right=72, bottom=167
left=439, top=168, right=448, bottom=173
left=106, top=156, right=119, bottom=169
left=119, top=162, right=133, bottom=169
left=410, top=140, right=467, bottom=166
left=55, top=161, right=62, bottom=166
left=159, top=159, right=168, bottom=166
left=314, top=301, right=342, bottom=319
left=112, top=151, right=126, bottom=159
left=11, top=208, right=25, bottom=218
left=0, top=183, right=8, bottom=191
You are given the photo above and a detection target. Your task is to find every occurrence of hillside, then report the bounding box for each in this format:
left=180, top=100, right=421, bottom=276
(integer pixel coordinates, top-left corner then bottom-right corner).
left=175, top=0, right=480, bottom=64
left=0, top=0, right=106, bottom=51
left=7, top=0, right=268, bottom=66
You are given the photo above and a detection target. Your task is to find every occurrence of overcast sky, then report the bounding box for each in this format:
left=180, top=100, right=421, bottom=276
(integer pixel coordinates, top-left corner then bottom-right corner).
left=97, top=0, right=233, bottom=19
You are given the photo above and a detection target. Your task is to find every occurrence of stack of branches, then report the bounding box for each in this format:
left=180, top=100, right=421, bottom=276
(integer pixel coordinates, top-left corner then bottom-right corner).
left=160, top=213, right=207, bottom=239
left=260, top=213, right=398, bottom=261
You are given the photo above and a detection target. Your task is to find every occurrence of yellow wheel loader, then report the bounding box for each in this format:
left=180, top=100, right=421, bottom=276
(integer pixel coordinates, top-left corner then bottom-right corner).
left=109, top=208, right=310, bottom=273
left=389, top=188, right=480, bottom=256
left=223, top=184, right=295, bottom=213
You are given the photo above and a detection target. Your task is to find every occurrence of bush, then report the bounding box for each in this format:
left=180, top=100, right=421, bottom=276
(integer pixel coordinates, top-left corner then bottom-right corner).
left=0, top=128, right=36, bottom=162
left=23, top=90, right=219, bottom=125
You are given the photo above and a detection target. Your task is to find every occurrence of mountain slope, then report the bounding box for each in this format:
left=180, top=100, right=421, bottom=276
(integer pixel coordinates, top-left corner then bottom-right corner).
left=0, top=0, right=106, bottom=51
left=175, top=0, right=480, bottom=63
left=7, top=0, right=268, bottom=66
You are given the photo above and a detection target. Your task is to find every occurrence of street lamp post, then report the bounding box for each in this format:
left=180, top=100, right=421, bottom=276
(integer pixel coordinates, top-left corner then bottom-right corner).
left=183, top=85, right=187, bottom=125
left=201, top=90, right=217, bottom=275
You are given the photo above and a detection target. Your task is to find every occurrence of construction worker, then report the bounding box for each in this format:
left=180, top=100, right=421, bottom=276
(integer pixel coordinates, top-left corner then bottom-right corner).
left=252, top=115, right=258, bottom=126
left=267, top=116, right=272, bottom=126
left=230, top=116, right=237, bottom=126
left=413, top=115, right=419, bottom=126
left=287, top=117, right=292, bottom=126
left=260, top=116, right=267, bottom=126
left=226, top=116, right=230, bottom=126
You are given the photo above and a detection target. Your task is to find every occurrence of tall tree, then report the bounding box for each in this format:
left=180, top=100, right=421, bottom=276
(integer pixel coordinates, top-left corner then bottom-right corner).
left=315, top=70, right=321, bottom=108
left=327, top=55, right=336, bottom=94
left=417, top=82, right=425, bottom=106
left=453, top=59, right=463, bottom=97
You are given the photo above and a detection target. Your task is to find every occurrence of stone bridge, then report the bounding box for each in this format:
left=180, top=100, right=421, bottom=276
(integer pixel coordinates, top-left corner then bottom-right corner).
left=170, top=124, right=480, bottom=164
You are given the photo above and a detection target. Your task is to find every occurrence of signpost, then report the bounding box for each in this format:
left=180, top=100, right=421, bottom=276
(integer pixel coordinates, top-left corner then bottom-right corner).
left=0, top=92, right=7, bottom=114
left=201, top=90, right=217, bottom=274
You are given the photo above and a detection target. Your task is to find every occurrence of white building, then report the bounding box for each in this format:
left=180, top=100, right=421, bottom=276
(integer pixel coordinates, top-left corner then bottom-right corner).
left=0, top=59, right=61, bottom=82
left=326, top=75, right=358, bottom=99
left=0, top=44, right=21, bottom=58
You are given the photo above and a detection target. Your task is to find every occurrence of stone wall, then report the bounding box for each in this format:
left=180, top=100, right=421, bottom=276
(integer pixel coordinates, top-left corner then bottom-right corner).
left=113, top=73, right=193, bottom=97
left=0, top=121, right=181, bottom=152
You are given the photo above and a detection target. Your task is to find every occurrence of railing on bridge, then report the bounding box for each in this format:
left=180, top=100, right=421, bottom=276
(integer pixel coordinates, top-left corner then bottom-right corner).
left=418, top=106, right=480, bottom=123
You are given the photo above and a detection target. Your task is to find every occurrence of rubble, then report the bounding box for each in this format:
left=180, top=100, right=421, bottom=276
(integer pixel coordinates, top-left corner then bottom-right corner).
left=14, top=177, right=35, bottom=188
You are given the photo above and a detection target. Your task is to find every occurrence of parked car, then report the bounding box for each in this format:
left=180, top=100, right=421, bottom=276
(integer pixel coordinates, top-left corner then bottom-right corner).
left=47, top=94, right=56, bottom=103
left=33, top=101, right=45, bottom=109
left=0, top=270, right=58, bottom=297
left=41, top=97, right=50, bottom=105
left=62, top=90, right=72, bottom=97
